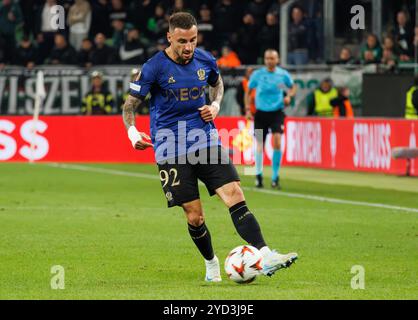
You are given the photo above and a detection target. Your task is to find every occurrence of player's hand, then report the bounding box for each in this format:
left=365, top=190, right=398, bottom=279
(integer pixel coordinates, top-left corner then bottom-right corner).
left=284, top=96, right=292, bottom=106
left=199, top=104, right=219, bottom=122
left=128, top=126, right=153, bottom=150
left=134, top=132, right=153, bottom=150
left=245, top=110, right=253, bottom=120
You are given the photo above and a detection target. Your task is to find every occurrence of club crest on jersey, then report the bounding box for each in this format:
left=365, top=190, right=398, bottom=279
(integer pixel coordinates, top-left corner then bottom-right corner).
left=165, top=192, right=173, bottom=202
left=168, top=75, right=176, bottom=84
left=197, top=68, right=206, bottom=81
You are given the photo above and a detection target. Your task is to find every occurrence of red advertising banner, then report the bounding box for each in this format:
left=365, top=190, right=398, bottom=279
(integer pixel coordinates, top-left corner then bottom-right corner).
left=283, top=117, right=418, bottom=176
left=0, top=116, right=417, bottom=176
left=0, top=116, right=247, bottom=163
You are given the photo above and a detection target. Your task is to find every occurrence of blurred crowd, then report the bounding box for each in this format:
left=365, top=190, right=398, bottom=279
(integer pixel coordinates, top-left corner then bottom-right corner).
left=0, top=0, right=325, bottom=69
left=333, top=9, right=418, bottom=73
left=0, top=0, right=417, bottom=71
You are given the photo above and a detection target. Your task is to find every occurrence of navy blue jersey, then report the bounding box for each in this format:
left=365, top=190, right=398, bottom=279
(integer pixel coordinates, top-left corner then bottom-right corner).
left=130, top=48, right=221, bottom=162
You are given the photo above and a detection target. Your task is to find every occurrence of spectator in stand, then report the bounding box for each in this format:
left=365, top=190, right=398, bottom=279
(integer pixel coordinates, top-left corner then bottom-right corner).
left=405, top=75, right=418, bottom=119
left=288, top=5, right=309, bottom=65
left=91, top=33, right=119, bottom=65
left=393, top=10, right=414, bottom=62
left=213, top=0, right=243, bottom=48
left=336, top=47, right=357, bottom=64
left=360, top=34, right=382, bottom=64
left=330, top=87, right=354, bottom=118
left=14, top=36, right=38, bottom=69
left=0, top=0, right=23, bottom=64
left=78, top=38, right=94, bottom=68
left=147, top=37, right=168, bottom=57
left=380, top=36, right=399, bottom=71
left=36, top=0, right=60, bottom=64
left=197, top=4, right=215, bottom=50
left=48, top=33, right=78, bottom=65
left=217, top=46, right=241, bottom=68
left=307, top=78, right=338, bottom=117
left=381, top=48, right=399, bottom=73
left=298, top=0, right=324, bottom=62
left=196, top=33, right=207, bottom=50
left=119, top=27, right=148, bottom=65
left=59, top=0, right=74, bottom=11
left=111, top=19, right=127, bottom=49
left=20, top=0, right=41, bottom=40
left=259, top=13, right=280, bottom=59
left=147, top=2, right=169, bottom=41
left=382, top=36, right=399, bottom=55
left=82, top=70, right=114, bottom=115
left=168, top=0, right=194, bottom=16
left=245, top=0, right=270, bottom=28
left=90, top=0, right=112, bottom=38
left=268, top=0, right=287, bottom=17
left=128, top=0, right=155, bottom=38
left=236, top=14, right=259, bottom=64
left=109, top=0, right=127, bottom=24
left=68, top=0, right=92, bottom=51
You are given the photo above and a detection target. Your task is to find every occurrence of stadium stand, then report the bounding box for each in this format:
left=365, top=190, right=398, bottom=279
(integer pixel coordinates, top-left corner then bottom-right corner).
left=0, top=0, right=415, bottom=67
left=1, top=0, right=418, bottom=117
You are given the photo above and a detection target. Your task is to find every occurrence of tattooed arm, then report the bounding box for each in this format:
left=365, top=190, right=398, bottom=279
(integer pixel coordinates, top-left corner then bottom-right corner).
left=123, top=95, right=153, bottom=150
left=122, top=95, right=141, bottom=129
left=199, top=76, right=224, bottom=122
left=209, top=75, right=224, bottom=108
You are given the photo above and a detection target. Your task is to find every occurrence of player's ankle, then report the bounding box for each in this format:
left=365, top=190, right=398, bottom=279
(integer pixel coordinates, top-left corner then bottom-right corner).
left=205, top=255, right=218, bottom=264
left=260, top=246, right=272, bottom=257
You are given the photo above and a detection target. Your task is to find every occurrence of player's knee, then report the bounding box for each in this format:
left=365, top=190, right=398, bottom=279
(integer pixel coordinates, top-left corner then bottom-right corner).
left=273, top=134, right=281, bottom=149
left=256, top=141, right=264, bottom=153
left=187, top=214, right=204, bottom=227
left=226, top=183, right=245, bottom=206
left=185, top=209, right=205, bottom=227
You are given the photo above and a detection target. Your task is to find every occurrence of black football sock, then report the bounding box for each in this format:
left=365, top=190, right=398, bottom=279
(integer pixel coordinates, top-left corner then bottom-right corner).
left=229, top=201, right=267, bottom=250
left=188, top=223, right=215, bottom=261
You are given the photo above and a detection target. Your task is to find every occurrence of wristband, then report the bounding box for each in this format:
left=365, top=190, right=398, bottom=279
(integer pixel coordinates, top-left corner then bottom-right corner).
left=211, top=101, right=220, bottom=113
left=128, top=126, right=142, bottom=148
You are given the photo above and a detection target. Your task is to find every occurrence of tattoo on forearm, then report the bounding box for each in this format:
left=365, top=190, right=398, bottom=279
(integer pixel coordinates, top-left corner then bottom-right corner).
left=122, top=95, right=142, bottom=130
left=209, top=76, right=224, bottom=105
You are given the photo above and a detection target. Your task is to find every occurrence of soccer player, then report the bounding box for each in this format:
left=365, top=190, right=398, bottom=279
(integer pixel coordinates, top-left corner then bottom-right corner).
left=245, top=49, right=297, bottom=189
left=122, top=13, right=297, bottom=282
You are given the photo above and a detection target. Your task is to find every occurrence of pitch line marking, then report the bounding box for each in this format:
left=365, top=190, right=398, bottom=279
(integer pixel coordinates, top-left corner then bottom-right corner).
left=45, top=163, right=418, bottom=214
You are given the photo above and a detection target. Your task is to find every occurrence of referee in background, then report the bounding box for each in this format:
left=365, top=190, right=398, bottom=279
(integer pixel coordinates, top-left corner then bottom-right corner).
left=245, top=49, right=296, bottom=189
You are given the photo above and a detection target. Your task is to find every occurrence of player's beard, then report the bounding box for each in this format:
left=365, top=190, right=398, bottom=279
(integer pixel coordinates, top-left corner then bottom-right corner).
left=177, top=49, right=193, bottom=64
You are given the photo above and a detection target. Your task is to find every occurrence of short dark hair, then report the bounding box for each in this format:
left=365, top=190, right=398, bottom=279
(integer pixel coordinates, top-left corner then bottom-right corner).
left=169, top=12, right=197, bottom=32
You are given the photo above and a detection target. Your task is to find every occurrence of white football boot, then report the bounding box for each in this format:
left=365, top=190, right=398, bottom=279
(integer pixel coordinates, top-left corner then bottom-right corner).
left=205, top=255, right=222, bottom=282
left=262, top=250, right=298, bottom=277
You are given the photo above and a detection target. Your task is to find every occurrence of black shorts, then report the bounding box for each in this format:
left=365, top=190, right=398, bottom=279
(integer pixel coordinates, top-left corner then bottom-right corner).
left=254, top=109, right=285, bottom=144
left=157, top=146, right=240, bottom=208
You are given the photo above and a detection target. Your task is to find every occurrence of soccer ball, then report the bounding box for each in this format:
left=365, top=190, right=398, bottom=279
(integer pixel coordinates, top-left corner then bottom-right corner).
left=224, top=245, right=264, bottom=284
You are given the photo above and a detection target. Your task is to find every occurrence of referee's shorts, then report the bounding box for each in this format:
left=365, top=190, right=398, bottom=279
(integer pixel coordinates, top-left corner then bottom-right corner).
left=254, top=109, right=286, bottom=145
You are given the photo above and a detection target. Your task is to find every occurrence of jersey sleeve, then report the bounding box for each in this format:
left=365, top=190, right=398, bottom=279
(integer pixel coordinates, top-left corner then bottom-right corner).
left=248, top=71, right=259, bottom=89
left=129, top=61, right=157, bottom=99
left=207, top=54, right=220, bottom=87
left=284, top=70, right=294, bottom=88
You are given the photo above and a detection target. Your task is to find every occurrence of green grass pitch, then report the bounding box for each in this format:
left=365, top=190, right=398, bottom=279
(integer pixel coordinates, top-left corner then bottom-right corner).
left=0, top=163, right=417, bottom=300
